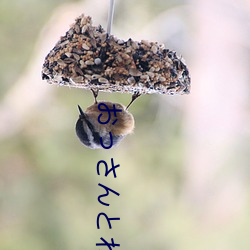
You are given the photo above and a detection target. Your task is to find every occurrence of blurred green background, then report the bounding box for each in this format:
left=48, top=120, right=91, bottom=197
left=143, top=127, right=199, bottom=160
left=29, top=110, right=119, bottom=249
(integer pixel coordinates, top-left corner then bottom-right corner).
left=1, top=0, right=250, bottom=249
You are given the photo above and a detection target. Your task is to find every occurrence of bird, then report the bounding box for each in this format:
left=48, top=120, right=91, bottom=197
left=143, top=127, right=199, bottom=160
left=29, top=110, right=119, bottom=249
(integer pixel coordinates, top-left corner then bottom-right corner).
left=75, top=90, right=135, bottom=149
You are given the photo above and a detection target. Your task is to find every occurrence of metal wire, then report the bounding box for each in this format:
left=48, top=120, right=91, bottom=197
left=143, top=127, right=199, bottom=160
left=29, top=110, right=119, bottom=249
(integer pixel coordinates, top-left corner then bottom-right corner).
left=107, top=0, right=115, bottom=34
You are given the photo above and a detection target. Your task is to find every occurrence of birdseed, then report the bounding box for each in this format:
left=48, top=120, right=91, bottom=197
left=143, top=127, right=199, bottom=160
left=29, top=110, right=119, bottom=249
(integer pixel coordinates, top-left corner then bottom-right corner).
left=42, top=14, right=190, bottom=95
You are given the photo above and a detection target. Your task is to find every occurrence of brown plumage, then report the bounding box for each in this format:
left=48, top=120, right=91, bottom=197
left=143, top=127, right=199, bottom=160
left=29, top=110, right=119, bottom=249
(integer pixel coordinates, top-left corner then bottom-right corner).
left=75, top=101, right=134, bottom=149
left=85, top=101, right=134, bottom=136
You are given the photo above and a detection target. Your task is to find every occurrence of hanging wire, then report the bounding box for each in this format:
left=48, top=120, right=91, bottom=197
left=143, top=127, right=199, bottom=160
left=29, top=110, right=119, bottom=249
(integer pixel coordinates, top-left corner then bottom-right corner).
left=107, top=0, right=115, bottom=34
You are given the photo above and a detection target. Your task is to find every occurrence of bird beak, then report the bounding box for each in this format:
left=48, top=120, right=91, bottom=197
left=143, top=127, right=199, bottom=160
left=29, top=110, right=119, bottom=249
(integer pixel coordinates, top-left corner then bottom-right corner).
left=77, top=105, right=86, bottom=118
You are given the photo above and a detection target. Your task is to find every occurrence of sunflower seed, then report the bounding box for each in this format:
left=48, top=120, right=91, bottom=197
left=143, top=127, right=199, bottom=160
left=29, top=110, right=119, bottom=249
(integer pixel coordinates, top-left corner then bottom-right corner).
left=140, top=75, right=149, bottom=82
left=65, top=52, right=72, bottom=58
left=85, top=60, right=94, bottom=65
left=118, top=39, right=125, bottom=45
left=63, top=58, right=75, bottom=64
left=98, top=77, right=109, bottom=84
left=129, top=68, right=142, bottom=77
left=147, top=72, right=155, bottom=78
left=84, top=74, right=92, bottom=80
left=73, top=53, right=80, bottom=60
left=92, top=74, right=101, bottom=79
left=82, top=43, right=90, bottom=50
left=128, top=77, right=135, bottom=84
left=132, top=41, right=139, bottom=50
left=100, top=33, right=107, bottom=43
left=59, top=40, right=69, bottom=47
left=75, top=24, right=80, bottom=34
left=57, top=59, right=67, bottom=66
left=72, top=76, right=84, bottom=83
left=151, top=45, right=158, bottom=54
left=141, top=40, right=150, bottom=47
left=74, top=66, right=83, bottom=75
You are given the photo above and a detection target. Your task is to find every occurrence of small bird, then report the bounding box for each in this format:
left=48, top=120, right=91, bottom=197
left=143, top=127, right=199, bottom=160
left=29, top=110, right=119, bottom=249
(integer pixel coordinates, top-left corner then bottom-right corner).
left=75, top=90, right=135, bottom=149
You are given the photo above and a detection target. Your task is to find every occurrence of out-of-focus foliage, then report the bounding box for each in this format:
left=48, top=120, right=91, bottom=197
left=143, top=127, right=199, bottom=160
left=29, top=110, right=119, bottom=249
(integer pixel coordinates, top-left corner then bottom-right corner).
left=1, top=0, right=250, bottom=250
left=0, top=0, right=72, bottom=97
